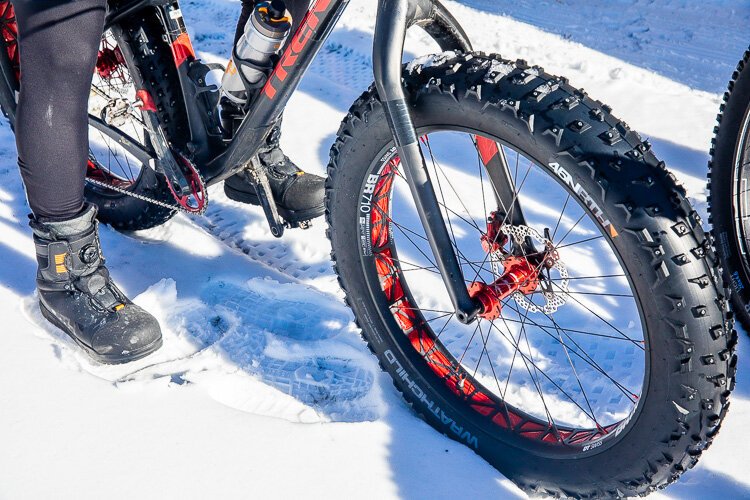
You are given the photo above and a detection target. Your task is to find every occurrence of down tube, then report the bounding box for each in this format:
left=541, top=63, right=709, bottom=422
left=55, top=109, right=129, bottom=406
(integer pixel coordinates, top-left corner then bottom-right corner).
left=212, top=0, right=350, bottom=178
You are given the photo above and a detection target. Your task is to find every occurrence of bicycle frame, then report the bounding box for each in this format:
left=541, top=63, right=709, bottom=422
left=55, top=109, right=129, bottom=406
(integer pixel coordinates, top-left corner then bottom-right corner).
left=0, top=0, right=507, bottom=323
left=187, top=0, right=482, bottom=322
left=208, top=0, right=474, bottom=183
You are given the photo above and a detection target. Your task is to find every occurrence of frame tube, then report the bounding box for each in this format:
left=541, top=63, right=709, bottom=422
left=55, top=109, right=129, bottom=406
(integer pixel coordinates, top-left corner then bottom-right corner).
left=207, top=0, right=350, bottom=181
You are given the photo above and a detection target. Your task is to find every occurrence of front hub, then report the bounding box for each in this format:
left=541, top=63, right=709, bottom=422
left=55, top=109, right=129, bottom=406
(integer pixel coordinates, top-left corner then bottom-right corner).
left=469, top=255, right=540, bottom=320
left=469, top=214, right=569, bottom=320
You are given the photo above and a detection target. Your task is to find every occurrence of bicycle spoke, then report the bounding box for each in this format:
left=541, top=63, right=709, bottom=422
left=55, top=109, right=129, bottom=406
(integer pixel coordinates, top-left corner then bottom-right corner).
left=556, top=234, right=605, bottom=250
left=379, top=129, right=645, bottom=433
left=551, top=280, right=644, bottom=349
left=501, top=299, right=640, bottom=404
left=486, top=318, right=600, bottom=426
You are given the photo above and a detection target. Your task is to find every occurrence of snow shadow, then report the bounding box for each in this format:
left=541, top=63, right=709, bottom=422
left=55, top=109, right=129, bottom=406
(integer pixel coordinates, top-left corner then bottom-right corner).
left=0, top=237, right=36, bottom=296
left=728, top=323, right=750, bottom=399
left=455, top=0, right=749, bottom=93
left=668, top=468, right=750, bottom=498
left=14, top=215, right=524, bottom=496
left=0, top=157, right=43, bottom=297
left=648, top=137, right=711, bottom=201
left=20, top=207, right=384, bottom=419
left=200, top=195, right=334, bottom=283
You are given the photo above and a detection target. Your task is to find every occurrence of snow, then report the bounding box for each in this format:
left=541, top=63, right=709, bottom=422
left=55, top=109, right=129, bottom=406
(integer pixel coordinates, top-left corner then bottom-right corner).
left=1, top=0, right=750, bottom=498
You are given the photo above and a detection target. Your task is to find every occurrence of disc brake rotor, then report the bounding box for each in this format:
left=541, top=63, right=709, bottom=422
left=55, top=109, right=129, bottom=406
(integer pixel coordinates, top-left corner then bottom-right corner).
left=490, top=224, right=569, bottom=314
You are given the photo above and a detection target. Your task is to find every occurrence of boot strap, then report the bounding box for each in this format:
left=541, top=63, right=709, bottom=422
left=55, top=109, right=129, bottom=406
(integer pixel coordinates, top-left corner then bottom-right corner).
left=34, top=225, right=103, bottom=285
left=74, top=268, right=128, bottom=311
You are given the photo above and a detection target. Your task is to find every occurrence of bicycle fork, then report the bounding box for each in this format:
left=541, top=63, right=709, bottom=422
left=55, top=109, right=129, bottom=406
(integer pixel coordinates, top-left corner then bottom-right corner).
left=373, top=0, right=533, bottom=324
left=373, top=0, right=482, bottom=323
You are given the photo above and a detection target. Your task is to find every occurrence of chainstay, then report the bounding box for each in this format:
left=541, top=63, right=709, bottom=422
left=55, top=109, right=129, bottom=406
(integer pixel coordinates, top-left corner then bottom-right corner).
left=85, top=175, right=209, bottom=216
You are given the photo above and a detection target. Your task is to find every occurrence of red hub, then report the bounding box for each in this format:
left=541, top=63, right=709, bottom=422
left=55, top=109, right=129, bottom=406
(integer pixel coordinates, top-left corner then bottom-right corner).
left=95, top=44, right=125, bottom=81
left=469, top=255, right=540, bottom=320
left=471, top=213, right=561, bottom=320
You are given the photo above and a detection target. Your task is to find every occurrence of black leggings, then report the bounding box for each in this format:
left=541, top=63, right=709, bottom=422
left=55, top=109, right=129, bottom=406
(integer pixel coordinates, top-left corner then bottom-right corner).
left=14, top=0, right=106, bottom=220
left=14, top=0, right=305, bottom=221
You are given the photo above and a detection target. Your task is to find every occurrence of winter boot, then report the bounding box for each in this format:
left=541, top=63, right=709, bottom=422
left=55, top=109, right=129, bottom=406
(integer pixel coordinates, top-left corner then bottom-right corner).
left=224, top=124, right=325, bottom=225
left=30, top=204, right=162, bottom=364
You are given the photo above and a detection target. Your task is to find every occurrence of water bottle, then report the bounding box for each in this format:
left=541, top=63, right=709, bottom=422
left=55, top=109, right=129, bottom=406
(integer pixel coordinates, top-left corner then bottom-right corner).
left=221, top=0, right=292, bottom=105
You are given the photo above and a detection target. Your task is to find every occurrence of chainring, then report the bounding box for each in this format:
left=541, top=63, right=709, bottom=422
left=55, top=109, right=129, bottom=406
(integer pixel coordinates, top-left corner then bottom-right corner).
left=86, top=153, right=209, bottom=216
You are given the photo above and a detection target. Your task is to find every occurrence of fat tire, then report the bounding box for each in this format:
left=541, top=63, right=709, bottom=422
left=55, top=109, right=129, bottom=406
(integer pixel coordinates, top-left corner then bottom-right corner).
left=326, top=52, right=736, bottom=497
left=708, top=46, right=750, bottom=333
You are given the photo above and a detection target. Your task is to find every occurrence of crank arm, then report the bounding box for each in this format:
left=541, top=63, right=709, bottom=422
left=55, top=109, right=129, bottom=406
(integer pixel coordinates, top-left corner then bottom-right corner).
left=242, top=158, right=286, bottom=238
left=373, top=0, right=480, bottom=324
left=135, top=89, right=192, bottom=196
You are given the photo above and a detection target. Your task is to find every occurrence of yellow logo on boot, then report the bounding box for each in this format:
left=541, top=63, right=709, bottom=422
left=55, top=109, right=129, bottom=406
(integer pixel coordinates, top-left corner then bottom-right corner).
left=54, top=253, right=67, bottom=274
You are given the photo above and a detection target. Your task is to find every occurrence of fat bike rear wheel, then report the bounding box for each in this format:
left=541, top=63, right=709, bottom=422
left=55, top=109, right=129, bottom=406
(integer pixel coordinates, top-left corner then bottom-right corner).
left=84, top=15, right=191, bottom=230
left=326, top=52, right=735, bottom=497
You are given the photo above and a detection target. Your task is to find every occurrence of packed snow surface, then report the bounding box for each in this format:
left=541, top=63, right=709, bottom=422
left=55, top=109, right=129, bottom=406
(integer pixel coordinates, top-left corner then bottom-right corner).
left=1, top=0, right=749, bottom=498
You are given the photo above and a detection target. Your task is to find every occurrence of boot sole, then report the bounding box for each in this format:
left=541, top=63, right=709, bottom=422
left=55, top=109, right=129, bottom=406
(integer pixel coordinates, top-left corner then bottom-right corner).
left=39, top=301, right=163, bottom=365
left=224, top=184, right=324, bottom=224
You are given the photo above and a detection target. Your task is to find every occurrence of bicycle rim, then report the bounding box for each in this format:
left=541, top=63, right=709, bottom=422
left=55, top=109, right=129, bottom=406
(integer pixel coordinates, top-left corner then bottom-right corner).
left=360, top=128, right=648, bottom=454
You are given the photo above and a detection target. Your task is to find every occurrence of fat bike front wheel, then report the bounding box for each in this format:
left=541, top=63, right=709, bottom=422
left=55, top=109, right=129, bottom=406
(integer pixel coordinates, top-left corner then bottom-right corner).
left=326, top=52, right=735, bottom=497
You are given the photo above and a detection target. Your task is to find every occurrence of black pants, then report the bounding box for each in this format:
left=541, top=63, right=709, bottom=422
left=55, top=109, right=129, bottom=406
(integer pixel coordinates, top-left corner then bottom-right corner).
left=14, top=0, right=106, bottom=220
left=14, top=0, right=306, bottom=221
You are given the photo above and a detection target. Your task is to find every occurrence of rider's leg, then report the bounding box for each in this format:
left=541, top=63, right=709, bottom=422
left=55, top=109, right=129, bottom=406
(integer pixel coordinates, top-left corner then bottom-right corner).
left=14, top=0, right=105, bottom=220
left=13, top=0, right=162, bottom=363
left=225, top=0, right=325, bottom=224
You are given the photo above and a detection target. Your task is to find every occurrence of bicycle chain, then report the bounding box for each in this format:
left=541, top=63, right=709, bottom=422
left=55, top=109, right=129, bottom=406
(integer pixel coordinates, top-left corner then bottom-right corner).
left=85, top=174, right=209, bottom=216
